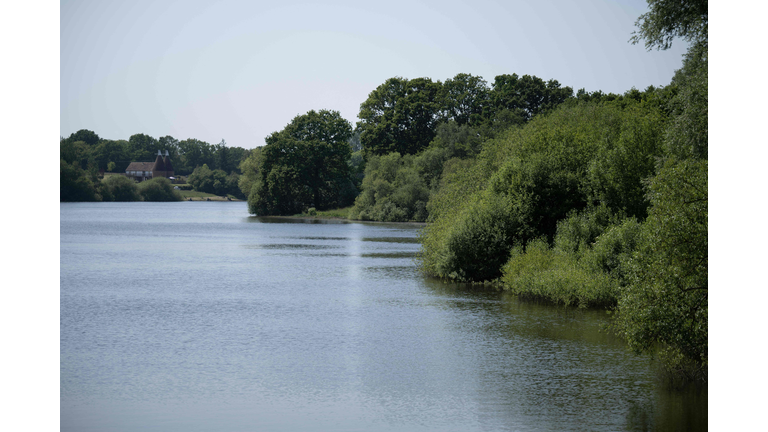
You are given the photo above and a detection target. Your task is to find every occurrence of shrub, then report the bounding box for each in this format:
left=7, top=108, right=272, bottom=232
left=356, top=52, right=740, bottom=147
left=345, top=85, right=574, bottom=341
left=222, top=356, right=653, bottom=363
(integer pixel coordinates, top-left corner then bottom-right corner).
left=580, top=217, right=642, bottom=282
left=553, top=204, right=619, bottom=255
left=350, top=152, right=430, bottom=222
left=419, top=101, right=665, bottom=282
left=501, top=239, right=618, bottom=308
left=103, top=175, right=140, bottom=201
left=138, top=177, right=182, bottom=201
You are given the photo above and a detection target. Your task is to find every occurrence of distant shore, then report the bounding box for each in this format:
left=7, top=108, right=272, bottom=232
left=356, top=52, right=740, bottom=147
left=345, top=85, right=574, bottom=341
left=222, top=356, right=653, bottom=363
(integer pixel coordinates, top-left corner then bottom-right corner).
left=183, top=196, right=244, bottom=202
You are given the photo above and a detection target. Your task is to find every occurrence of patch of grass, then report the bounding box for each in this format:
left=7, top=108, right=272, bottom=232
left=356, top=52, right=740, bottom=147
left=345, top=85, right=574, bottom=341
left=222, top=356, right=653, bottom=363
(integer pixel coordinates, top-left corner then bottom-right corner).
left=294, top=206, right=353, bottom=219
left=180, top=190, right=218, bottom=198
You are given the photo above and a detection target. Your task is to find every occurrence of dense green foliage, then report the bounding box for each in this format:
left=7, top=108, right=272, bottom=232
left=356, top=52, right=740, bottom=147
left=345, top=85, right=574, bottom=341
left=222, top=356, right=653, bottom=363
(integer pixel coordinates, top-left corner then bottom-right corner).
left=60, top=129, right=253, bottom=201
left=419, top=100, right=665, bottom=281
left=102, top=175, right=141, bottom=201
left=615, top=158, right=707, bottom=381
left=188, top=164, right=245, bottom=199
left=357, top=77, right=444, bottom=157
left=60, top=159, right=105, bottom=202
left=356, top=73, right=573, bottom=158
left=415, top=0, right=708, bottom=382
left=59, top=130, right=251, bottom=176
left=349, top=152, right=430, bottom=222
left=350, top=120, right=486, bottom=222
left=245, top=110, right=356, bottom=215
left=137, top=177, right=183, bottom=202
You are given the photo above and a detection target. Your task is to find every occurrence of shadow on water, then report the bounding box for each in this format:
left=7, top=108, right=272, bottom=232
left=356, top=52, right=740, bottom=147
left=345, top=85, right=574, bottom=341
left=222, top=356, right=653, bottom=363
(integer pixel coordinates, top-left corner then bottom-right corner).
left=241, top=244, right=342, bottom=250
left=361, top=252, right=417, bottom=259
left=361, top=237, right=421, bottom=244
left=246, top=216, right=426, bottom=229
left=246, top=216, right=351, bottom=224
left=418, top=276, right=708, bottom=432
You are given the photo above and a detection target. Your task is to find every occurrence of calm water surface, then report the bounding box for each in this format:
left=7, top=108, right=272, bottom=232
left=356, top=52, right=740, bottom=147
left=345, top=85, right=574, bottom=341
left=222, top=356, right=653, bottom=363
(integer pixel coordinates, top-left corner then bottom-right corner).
left=60, top=202, right=706, bottom=431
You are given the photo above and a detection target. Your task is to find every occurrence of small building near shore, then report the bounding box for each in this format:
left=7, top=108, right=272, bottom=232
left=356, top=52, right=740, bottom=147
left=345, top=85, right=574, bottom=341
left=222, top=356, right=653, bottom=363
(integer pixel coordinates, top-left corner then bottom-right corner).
left=125, top=150, right=175, bottom=182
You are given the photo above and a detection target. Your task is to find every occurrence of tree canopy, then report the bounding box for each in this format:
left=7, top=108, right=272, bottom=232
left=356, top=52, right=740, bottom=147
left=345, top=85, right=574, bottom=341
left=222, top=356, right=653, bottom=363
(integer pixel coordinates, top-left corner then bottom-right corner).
left=247, top=109, right=355, bottom=215
left=357, top=77, right=444, bottom=158
left=631, top=0, right=708, bottom=50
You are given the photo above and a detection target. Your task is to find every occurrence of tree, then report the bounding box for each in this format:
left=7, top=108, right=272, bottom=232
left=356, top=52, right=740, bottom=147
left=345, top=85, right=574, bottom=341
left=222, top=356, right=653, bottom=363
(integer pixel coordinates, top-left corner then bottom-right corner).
left=60, top=139, right=90, bottom=167
left=248, top=110, right=353, bottom=215
left=614, top=158, right=708, bottom=381
left=188, top=164, right=214, bottom=193
left=631, top=0, right=708, bottom=50
left=92, top=139, right=130, bottom=172
left=60, top=159, right=100, bottom=202
left=213, top=139, right=231, bottom=172
left=490, top=73, right=573, bottom=123
left=158, top=135, right=181, bottom=163
left=665, top=41, right=708, bottom=160
left=177, top=138, right=214, bottom=174
left=127, top=133, right=158, bottom=163
left=358, top=77, right=443, bottom=157
left=62, top=129, right=100, bottom=147
left=442, top=73, right=490, bottom=126
left=238, top=146, right=263, bottom=198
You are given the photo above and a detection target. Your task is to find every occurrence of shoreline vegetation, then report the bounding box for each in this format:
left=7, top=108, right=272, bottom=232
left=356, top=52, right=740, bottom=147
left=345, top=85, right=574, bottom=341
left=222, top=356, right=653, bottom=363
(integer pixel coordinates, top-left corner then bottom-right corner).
left=61, top=1, right=707, bottom=384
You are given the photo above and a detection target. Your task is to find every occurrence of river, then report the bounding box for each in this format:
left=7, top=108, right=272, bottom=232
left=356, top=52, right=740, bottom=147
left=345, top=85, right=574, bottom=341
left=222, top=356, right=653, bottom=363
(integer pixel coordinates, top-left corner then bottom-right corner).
left=60, top=202, right=706, bottom=431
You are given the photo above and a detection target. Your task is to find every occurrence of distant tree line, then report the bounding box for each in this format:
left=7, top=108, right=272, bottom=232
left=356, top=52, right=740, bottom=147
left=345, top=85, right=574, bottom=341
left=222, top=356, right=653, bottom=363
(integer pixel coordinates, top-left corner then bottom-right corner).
left=60, top=131, right=252, bottom=201
left=60, top=131, right=251, bottom=176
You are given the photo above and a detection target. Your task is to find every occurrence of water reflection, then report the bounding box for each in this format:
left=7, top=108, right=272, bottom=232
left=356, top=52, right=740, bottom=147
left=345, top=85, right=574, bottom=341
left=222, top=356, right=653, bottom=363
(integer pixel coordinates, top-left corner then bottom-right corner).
left=419, top=277, right=707, bottom=432
left=360, top=252, right=417, bottom=258
left=241, top=244, right=342, bottom=250
left=361, top=237, right=421, bottom=244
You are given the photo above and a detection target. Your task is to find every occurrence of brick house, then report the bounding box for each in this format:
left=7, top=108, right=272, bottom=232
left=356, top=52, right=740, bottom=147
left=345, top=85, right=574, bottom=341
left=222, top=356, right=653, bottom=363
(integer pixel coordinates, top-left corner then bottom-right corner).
left=125, top=150, right=174, bottom=182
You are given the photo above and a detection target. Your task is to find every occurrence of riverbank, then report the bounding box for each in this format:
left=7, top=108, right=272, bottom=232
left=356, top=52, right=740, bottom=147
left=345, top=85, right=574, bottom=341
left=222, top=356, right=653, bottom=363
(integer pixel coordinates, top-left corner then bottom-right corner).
left=178, top=189, right=244, bottom=201
left=183, top=196, right=244, bottom=201
left=285, top=206, right=427, bottom=224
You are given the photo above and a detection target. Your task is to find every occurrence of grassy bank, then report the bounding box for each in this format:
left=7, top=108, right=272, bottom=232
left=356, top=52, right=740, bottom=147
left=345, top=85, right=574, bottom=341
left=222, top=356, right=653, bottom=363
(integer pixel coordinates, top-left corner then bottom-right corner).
left=179, top=190, right=243, bottom=201
left=292, top=206, right=354, bottom=219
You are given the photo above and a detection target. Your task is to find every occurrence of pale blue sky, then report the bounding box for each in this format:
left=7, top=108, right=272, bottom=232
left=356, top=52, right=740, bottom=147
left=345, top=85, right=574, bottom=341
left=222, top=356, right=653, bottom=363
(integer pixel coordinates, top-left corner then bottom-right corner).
left=61, top=0, right=688, bottom=148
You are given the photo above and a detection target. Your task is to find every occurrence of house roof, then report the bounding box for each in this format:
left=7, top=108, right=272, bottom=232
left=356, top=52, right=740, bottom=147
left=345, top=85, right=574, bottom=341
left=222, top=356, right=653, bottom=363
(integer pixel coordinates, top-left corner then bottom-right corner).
left=125, top=162, right=155, bottom=172
left=163, top=155, right=174, bottom=172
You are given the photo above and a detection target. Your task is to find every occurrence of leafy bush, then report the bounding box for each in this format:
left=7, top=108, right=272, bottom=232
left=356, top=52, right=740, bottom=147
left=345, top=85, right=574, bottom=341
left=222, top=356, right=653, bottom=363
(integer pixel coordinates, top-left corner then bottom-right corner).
left=419, top=101, right=666, bottom=282
left=103, top=175, right=140, bottom=201
left=350, top=152, right=430, bottom=222
left=501, top=239, right=618, bottom=308
left=137, top=177, right=182, bottom=202
left=553, top=204, right=619, bottom=255
left=580, top=217, right=642, bottom=283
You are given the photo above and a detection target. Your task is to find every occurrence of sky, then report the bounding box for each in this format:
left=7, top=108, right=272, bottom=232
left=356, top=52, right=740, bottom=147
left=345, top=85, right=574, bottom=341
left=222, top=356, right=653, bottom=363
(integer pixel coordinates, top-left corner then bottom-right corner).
left=60, top=0, right=689, bottom=149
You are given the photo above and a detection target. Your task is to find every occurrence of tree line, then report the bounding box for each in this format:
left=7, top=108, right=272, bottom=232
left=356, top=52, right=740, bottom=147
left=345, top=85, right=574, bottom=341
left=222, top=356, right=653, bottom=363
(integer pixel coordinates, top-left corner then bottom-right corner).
left=60, top=131, right=251, bottom=176
left=60, top=131, right=252, bottom=201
